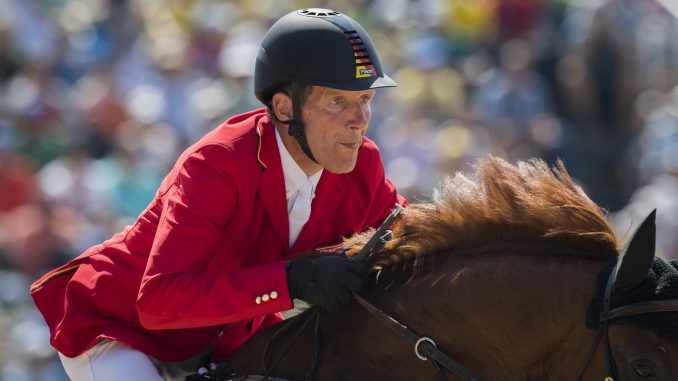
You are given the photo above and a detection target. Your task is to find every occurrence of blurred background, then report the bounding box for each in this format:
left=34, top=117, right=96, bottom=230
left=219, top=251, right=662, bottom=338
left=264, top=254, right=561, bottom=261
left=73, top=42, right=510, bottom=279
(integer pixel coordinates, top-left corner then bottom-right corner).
left=0, top=0, right=677, bottom=379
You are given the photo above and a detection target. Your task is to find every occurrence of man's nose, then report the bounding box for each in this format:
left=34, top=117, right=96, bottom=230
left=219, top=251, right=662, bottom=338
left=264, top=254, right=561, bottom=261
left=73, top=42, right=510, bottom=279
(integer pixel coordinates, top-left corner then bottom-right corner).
left=347, top=103, right=370, bottom=130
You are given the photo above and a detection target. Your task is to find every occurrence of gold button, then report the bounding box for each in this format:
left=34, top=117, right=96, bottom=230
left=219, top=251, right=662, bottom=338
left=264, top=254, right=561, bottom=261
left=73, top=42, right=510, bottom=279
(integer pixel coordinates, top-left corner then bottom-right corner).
left=255, top=296, right=262, bottom=304
left=270, top=291, right=278, bottom=299
left=262, top=293, right=270, bottom=302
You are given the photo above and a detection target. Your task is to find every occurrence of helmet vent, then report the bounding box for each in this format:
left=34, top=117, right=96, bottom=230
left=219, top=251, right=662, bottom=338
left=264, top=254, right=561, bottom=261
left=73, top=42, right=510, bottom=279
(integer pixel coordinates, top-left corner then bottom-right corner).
left=298, top=8, right=342, bottom=17
left=344, top=31, right=377, bottom=79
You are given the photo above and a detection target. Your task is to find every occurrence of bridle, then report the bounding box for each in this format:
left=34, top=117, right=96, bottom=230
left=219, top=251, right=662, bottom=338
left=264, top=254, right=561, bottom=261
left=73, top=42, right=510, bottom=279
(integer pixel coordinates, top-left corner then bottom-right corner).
left=258, top=207, right=678, bottom=381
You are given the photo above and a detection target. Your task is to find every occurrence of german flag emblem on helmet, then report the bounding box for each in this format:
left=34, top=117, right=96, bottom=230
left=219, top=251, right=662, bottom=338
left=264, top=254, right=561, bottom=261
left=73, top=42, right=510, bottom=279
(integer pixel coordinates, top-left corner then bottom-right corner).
left=345, top=30, right=377, bottom=78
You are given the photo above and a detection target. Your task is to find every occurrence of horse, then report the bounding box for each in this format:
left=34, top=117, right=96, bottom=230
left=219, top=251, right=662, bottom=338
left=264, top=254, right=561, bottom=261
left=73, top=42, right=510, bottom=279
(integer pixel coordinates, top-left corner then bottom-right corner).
left=207, top=156, right=678, bottom=381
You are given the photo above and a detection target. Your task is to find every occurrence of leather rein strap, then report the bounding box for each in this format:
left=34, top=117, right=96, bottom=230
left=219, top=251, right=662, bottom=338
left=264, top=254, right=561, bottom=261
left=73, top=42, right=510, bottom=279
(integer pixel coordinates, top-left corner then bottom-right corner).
left=354, top=295, right=482, bottom=381
left=351, top=204, right=482, bottom=381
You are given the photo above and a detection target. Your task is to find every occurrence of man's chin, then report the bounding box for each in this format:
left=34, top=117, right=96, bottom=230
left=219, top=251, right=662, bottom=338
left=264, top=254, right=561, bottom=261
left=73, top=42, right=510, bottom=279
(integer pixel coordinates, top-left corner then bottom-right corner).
left=324, top=161, right=357, bottom=174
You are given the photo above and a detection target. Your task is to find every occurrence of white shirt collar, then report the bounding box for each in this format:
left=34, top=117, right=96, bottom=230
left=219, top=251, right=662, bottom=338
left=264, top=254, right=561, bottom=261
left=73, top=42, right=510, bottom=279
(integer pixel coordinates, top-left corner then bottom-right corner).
left=275, top=129, right=323, bottom=201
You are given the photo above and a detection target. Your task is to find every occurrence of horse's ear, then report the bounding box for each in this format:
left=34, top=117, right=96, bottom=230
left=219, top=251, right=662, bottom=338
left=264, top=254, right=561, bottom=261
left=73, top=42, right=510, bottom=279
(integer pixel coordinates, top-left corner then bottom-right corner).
left=614, top=209, right=656, bottom=292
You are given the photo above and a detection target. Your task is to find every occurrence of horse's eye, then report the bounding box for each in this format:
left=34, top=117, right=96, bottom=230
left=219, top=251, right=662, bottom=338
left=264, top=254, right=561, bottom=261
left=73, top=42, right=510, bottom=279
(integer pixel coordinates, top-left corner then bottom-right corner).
left=633, top=362, right=653, bottom=377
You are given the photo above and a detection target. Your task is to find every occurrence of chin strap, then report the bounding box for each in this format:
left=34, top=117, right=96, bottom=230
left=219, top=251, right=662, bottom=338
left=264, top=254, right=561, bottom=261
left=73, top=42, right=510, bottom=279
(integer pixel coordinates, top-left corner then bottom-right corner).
left=279, top=82, right=318, bottom=163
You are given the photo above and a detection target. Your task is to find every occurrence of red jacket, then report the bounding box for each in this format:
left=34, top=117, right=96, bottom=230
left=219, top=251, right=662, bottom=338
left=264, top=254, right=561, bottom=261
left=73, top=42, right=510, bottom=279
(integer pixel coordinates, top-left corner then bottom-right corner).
left=30, top=108, right=406, bottom=362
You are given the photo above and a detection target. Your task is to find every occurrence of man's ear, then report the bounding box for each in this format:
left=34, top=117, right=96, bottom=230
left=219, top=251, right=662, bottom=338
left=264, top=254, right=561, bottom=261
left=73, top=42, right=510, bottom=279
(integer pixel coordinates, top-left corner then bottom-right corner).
left=271, top=92, right=293, bottom=122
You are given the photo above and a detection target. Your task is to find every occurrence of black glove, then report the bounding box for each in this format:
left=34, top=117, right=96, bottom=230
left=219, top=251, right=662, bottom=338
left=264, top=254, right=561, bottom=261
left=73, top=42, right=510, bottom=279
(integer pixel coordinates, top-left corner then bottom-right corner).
left=286, top=256, right=369, bottom=313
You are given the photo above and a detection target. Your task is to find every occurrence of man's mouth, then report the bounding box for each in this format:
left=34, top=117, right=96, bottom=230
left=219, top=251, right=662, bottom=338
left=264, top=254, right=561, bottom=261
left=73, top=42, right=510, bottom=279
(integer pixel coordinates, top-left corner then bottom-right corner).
left=341, top=143, right=358, bottom=148
left=340, top=141, right=361, bottom=149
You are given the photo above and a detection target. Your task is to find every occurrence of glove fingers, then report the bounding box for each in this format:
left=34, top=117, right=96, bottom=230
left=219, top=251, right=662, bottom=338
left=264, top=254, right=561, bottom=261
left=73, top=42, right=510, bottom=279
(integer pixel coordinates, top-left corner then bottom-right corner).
left=346, top=261, right=369, bottom=280
left=346, top=260, right=369, bottom=275
left=290, top=256, right=371, bottom=313
left=343, top=271, right=367, bottom=294
left=335, top=288, right=354, bottom=307
left=324, top=299, right=341, bottom=313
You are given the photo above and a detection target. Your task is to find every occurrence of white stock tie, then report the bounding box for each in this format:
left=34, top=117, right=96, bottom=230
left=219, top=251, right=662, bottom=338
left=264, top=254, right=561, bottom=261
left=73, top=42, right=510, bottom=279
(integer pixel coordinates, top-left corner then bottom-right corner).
left=288, top=180, right=313, bottom=247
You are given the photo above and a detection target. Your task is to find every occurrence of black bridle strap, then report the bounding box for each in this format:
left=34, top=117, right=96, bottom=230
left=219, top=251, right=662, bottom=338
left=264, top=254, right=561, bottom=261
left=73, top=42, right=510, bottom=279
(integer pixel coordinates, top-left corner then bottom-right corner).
left=354, top=295, right=482, bottom=381
left=603, top=300, right=678, bottom=321
left=262, top=308, right=321, bottom=381
left=572, top=265, right=618, bottom=381
left=569, top=328, right=606, bottom=381
left=351, top=204, right=403, bottom=263
left=602, top=268, right=619, bottom=381
left=306, top=311, right=322, bottom=381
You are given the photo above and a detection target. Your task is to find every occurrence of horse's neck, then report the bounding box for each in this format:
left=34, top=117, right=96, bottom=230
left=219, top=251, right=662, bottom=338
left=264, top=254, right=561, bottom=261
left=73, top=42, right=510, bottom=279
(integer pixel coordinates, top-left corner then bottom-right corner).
left=226, top=251, right=610, bottom=380
left=224, top=312, right=317, bottom=379
left=360, top=251, right=609, bottom=380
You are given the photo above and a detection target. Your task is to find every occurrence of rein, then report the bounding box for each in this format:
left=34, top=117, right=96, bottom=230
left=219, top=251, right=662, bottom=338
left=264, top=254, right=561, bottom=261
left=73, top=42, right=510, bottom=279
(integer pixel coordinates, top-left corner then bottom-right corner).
left=354, top=294, right=481, bottom=381
left=348, top=204, right=483, bottom=381
left=262, top=307, right=322, bottom=381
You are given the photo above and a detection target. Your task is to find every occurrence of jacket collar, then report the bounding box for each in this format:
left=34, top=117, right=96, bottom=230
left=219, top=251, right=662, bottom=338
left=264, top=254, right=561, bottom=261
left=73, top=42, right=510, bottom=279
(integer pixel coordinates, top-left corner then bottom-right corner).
left=256, top=117, right=288, bottom=248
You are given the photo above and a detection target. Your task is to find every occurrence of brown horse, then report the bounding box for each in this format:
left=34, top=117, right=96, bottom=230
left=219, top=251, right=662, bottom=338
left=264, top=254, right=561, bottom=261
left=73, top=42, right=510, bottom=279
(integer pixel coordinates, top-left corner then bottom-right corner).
left=214, top=157, right=678, bottom=381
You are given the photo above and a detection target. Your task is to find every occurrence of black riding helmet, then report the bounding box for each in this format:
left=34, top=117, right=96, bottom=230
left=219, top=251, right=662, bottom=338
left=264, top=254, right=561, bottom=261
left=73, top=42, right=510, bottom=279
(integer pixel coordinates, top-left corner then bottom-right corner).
left=254, top=8, right=397, bottom=163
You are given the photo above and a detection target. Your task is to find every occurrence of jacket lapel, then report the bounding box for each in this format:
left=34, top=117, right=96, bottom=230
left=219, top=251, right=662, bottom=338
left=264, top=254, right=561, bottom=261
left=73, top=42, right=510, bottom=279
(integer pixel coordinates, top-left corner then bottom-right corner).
left=255, top=117, right=349, bottom=255
left=291, top=171, right=348, bottom=254
left=256, top=119, right=290, bottom=250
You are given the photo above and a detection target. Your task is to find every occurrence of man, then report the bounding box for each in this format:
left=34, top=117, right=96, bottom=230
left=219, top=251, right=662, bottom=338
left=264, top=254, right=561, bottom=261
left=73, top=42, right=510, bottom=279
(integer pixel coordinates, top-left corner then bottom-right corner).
left=30, top=8, right=406, bottom=381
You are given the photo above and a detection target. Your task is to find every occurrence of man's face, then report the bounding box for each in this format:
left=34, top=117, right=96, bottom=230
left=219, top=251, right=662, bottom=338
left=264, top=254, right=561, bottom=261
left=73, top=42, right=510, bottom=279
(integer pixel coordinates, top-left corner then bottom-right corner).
left=301, top=86, right=375, bottom=174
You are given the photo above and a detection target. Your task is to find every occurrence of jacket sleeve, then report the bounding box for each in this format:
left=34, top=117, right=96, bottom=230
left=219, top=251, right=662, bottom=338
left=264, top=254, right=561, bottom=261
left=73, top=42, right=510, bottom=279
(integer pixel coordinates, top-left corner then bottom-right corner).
left=136, top=146, right=293, bottom=330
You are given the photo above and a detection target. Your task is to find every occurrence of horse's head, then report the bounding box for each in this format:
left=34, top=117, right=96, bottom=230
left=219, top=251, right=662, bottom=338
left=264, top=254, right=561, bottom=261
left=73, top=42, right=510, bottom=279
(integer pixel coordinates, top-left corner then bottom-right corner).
left=583, top=210, right=678, bottom=380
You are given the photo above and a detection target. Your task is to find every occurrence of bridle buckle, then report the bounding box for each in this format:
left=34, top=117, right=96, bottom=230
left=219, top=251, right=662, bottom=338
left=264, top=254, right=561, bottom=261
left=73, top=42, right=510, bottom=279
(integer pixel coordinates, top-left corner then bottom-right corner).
left=414, top=336, right=437, bottom=361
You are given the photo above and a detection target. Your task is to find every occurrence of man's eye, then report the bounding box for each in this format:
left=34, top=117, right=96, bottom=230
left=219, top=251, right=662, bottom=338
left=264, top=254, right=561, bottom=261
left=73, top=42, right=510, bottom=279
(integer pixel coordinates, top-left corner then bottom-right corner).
left=360, top=95, right=372, bottom=103
left=331, top=97, right=345, bottom=105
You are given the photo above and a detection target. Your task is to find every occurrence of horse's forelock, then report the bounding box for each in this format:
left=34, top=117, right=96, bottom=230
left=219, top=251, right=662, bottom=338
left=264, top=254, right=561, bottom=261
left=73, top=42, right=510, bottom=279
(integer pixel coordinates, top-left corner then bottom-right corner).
left=344, top=156, right=619, bottom=269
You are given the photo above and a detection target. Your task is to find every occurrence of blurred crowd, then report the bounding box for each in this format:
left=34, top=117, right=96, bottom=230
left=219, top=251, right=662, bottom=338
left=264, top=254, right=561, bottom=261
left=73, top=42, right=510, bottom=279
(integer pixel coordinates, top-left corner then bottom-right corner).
left=0, top=0, right=677, bottom=379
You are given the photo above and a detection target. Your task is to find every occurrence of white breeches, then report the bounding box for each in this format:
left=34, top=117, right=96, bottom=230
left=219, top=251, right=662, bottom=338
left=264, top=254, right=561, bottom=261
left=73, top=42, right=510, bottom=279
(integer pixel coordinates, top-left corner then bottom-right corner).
left=58, top=339, right=207, bottom=381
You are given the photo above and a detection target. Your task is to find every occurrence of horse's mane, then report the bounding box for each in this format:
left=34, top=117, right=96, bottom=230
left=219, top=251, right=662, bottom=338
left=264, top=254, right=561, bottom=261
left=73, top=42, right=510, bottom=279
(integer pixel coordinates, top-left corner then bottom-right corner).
left=344, top=156, right=619, bottom=269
